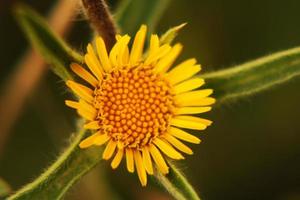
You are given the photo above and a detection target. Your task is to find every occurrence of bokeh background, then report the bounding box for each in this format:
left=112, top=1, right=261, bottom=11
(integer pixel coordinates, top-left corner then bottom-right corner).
left=0, top=0, right=300, bottom=199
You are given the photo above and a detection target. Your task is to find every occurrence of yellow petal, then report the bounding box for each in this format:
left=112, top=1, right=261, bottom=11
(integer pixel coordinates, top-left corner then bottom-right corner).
left=78, top=99, right=97, bottom=117
left=84, top=54, right=103, bottom=81
left=134, top=150, right=147, bottom=186
left=175, top=89, right=213, bottom=106
left=83, top=121, right=100, bottom=129
left=142, top=147, right=153, bottom=175
left=65, top=100, right=79, bottom=109
left=109, top=40, right=120, bottom=67
left=153, top=138, right=184, bottom=160
left=79, top=133, right=99, bottom=148
left=77, top=107, right=95, bottom=121
left=169, top=127, right=201, bottom=144
left=173, top=78, right=205, bottom=94
left=144, top=44, right=171, bottom=65
left=153, top=43, right=182, bottom=74
left=165, top=59, right=199, bottom=85
left=102, top=140, right=117, bottom=160
left=111, top=148, right=124, bottom=169
left=149, top=144, right=169, bottom=174
left=175, top=115, right=212, bottom=126
left=70, top=63, right=98, bottom=87
left=129, top=25, right=147, bottom=65
left=117, top=35, right=131, bottom=66
left=126, top=148, right=134, bottom=173
left=170, top=118, right=207, bottom=130
left=93, top=133, right=110, bottom=146
left=175, top=106, right=212, bottom=115
left=87, top=44, right=104, bottom=73
left=149, top=34, right=159, bottom=56
left=164, top=134, right=193, bottom=155
left=95, top=37, right=112, bottom=72
left=66, top=81, right=94, bottom=103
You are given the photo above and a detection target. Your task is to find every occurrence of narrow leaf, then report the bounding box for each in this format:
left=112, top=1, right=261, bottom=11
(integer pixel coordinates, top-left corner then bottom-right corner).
left=155, top=162, right=201, bottom=200
left=0, top=178, right=12, bottom=198
left=14, top=4, right=84, bottom=81
left=202, top=46, right=300, bottom=104
left=8, top=126, right=103, bottom=200
left=115, top=0, right=171, bottom=35
left=160, top=23, right=187, bottom=45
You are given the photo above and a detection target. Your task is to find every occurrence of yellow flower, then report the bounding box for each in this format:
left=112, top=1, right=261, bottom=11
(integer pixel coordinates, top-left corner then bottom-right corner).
left=65, top=25, right=215, bottom=186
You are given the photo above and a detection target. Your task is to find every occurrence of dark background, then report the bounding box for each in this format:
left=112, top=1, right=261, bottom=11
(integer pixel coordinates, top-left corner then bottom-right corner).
left=0, top=0, right=299, bottom=199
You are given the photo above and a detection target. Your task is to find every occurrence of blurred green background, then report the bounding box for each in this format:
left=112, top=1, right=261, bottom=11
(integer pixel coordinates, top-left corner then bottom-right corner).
left=0, top=0, right=300, bottom=199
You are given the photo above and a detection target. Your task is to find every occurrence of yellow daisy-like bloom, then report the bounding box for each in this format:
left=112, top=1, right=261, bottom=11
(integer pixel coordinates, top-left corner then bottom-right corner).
left=65, top=25, right=215, bottom=186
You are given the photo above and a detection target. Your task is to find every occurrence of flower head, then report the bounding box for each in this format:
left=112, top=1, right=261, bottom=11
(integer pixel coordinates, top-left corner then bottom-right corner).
left=65, top=25, right=215, bottom=186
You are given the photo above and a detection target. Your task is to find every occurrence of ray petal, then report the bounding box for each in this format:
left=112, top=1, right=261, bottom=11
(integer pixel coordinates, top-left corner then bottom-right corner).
left=96, top=37, right=112, bottom=72
left=170, top=118, right=207, bottom=130
left=142, top=147, right=153, bottom=175
left=66, top=81, right=94, bottom=103
left=84, top=54, right=103, bottom=81
left=65, top=100, right=79, bottom=109
left=93, top=133, right=110, bottom=146
left=153, top=138, right=184, bottom=160
left=126, top=148, right=134, bottom=173
left=87, top=44, right=104, bottom=73
left=169, top=127, right=201, bottom=144
left=175, top=89, right=213, bottom=106
left=134, top=150, right=147, bottom=186
left=173, top=78, right=205, bottom=94
left=175, top=106, right=212, bottom=115
left=149, top=144, right=169, bottom=174
left=165, top=59, right=200, bottom=85
left=77, top=107, right=95, bottom=121
left=175, top=116, right=213, bottom=126
left=129, top=25, right=147, bottom=65
left=154, top=43, right=182, bottom=74
left=179, top=97, right=216, bottom=106
left=149, top=34, right=159, bottom=55
left=83, top=121, right=100, bottom=129
left=117, top=35, right=131, bottom=67
left=79, top=133, right=99, bottom=149
left=79, top=99, right=97, bottom=116
left=145, top=44, right=171, bottom=65
left=102, top=140, right=117, bottom=160
left=164, top=134, right=194, bottom=155
left=111, top=148, right=124, bottom=169
left=70, top=63, right=98, bottom=87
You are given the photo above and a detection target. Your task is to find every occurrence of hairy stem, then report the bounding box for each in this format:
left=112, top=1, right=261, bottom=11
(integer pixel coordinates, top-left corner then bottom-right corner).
left=8, top=126, right=103, bottom=200
left=81, top=0, right=117, bottom=50
left=155, top=162, right=201, bottom=200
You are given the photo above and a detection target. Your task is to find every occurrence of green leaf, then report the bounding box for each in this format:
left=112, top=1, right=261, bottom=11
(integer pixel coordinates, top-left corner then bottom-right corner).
left=160, top=23, right=187, bottom=45
left=202, top=46, right=300, bottom=104
left=7, top=126, right=103, bottom=200
left=154, top=162, right=201, bottom=200
left=0, top=178, right=12, bottom=198
left=14, top=4, right=84, bottom=81
left=115, top=0, right=171, bottom=35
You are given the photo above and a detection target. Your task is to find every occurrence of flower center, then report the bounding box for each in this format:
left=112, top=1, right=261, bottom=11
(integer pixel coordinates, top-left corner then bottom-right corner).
left=93, top=67, right=175, bottom=149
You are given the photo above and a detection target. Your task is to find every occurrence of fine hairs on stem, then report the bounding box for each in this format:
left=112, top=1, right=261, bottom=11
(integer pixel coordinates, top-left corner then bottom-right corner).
left=81, top=0, right=117, bottom=50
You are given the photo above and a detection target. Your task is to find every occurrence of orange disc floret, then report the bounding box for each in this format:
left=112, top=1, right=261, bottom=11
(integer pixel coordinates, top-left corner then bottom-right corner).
left=94, top=67, right=175, bottom=149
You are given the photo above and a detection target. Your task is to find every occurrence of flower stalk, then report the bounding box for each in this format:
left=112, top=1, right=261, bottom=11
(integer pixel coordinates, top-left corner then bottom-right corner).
left=8, top=124, right=103, bottom=200
left=81, top=0, right=117, bottom=50
left=154, top=162, right=201, bottom=200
